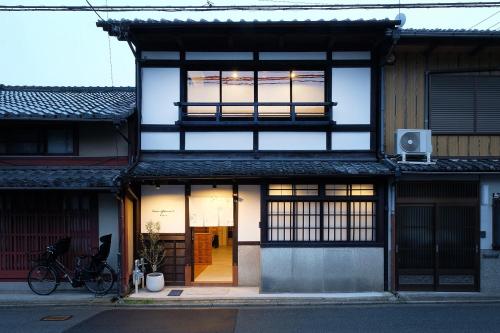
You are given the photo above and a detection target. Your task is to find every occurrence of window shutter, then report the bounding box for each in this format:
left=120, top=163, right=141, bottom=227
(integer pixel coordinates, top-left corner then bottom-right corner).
left=476, top=76, right=500, bottom=133
left=429, top=75, right=475, bottom=133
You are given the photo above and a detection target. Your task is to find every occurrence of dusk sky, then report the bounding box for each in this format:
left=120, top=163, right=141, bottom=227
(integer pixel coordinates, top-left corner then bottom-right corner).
left=1, top=0, right=500, bottom=87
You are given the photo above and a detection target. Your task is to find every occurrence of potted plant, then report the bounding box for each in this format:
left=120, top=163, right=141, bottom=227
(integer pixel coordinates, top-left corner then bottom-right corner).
left=139, top=221, right=166, bottom=292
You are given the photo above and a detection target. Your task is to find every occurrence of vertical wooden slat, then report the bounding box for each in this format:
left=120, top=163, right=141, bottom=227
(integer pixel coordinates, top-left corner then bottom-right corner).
left=448, top=136, right=459, bottom=157
left=469, top=136, right=480, bottom=156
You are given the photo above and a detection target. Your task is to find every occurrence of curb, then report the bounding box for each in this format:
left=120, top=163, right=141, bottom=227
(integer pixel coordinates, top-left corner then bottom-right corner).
left=119, top=296, right=398, bottom=308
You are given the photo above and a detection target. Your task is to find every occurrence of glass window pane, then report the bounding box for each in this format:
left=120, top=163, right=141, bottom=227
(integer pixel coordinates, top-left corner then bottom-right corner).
left=6, top=128, right=41, bottom=154
left=47, top=129, right=73, bottom=154
left=187, top=71, right=220, bottom=116
left=221, top=71, right=254, bottom=117
left=295, top=184, right=319, bottom=196
left=292, top=70, right=325, bottom=116
left=258, top=71, right=290, bottom=117
left=268, top=184, right=293, bottom=196
left=351, top=184, right=375, bottom=196
left=325, top=184, right=349, bottom=196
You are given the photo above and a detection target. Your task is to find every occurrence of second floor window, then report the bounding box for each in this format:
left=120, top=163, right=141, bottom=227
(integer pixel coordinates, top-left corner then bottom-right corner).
left=0, top=126, right=75, bottom=155
left=429, top=73, right=500, bottom=134
left=186, top=70, right=325, bottom=118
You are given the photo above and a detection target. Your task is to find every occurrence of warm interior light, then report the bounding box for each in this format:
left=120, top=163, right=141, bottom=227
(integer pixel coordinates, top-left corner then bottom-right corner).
left=290, top=71, right=296, bottom=78
left=155, top=182, right=160, bottom=190
left=232, top=71, right=238, bottom=78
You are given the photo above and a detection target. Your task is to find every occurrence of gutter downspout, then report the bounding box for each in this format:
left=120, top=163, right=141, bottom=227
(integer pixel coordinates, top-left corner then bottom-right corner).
left=115, top=191, right=125, bottom=299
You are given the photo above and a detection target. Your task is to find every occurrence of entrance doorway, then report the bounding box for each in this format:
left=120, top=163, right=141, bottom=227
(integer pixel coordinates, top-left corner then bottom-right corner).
left=193, top=226, right=234, bottom=282
left=395, top=182, right=479, bottom=291
left=189, top=185, right=236, bottom=284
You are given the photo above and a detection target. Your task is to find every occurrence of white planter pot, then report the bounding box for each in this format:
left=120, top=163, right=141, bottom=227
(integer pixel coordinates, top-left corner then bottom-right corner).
left=146, top=272, right=164, bottom=292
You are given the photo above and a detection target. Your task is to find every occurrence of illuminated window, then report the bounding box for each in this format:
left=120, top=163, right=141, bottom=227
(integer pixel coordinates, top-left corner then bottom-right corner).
left=265, top=183, right=377, bottom=243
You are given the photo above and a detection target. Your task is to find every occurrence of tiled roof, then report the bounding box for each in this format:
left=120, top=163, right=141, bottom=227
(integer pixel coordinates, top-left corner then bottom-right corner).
left=130, top=159, right=393, bottom=179
left=400, top=29, right=500, bottom=38
left=99, top=18, right=397, bottom=25
left=393, top=159, right=500, bottom=173
left=0, top=86, right=135, bottom=120
left=0, top=167, right=124, bottom=188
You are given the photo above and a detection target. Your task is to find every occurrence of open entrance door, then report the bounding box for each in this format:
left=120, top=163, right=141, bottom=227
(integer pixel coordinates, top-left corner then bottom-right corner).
left=189, top=185, right=235, bottom=284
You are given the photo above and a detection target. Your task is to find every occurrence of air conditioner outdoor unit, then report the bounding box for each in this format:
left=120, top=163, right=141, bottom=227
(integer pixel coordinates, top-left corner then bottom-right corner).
left=395, top=129, right=433, bottom=163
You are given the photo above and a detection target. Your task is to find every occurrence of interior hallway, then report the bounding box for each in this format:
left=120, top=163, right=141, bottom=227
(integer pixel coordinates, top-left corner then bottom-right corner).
left=195, top=245, right=232, bottom=282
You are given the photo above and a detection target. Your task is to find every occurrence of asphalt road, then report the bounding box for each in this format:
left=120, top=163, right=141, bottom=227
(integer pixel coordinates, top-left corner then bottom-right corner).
left=2, top=303, right=500, bottom=333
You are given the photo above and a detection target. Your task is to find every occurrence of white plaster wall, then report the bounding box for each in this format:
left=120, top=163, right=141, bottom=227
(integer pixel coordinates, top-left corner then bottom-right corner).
left=480, top=176, right=500, bottom=249
left=185, top=52, right=253, bottom=60
left=331, top=132, right=371, bottom=150
left=332, top=51, right=371, bottom=60
left=79, top=123, right=128, bottom=157
left=332, top=67, right=371, bottom=125
left=238, top=185, right=261, bottom=242
left=259, top=52, right=326, bottom=60
left=141, top=185, right=185, bottom=234
left=141, top=132, right=180, bottom=150
left=259, top=132, right=326, bottom=150
left=185, top=132, right=253, bottom=151
left=98, top=193, right=119, bottom=270
left=141, top=68, right=180, bottom=125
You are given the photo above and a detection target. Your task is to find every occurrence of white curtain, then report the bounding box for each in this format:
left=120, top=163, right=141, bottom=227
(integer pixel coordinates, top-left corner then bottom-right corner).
left=189, top=186, right=234, bottom=227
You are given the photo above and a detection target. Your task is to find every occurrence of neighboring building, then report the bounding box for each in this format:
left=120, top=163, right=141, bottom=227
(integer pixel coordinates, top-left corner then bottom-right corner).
left=0, top=85, right=136, bottom=286
left=384, top=30, right=500, bottom=292
left=99, top=19, right=397, bottom=292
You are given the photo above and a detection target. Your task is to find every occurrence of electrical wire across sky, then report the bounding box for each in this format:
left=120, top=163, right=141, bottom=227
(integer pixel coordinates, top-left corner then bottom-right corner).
left=1, top=2, right=500, bottom=12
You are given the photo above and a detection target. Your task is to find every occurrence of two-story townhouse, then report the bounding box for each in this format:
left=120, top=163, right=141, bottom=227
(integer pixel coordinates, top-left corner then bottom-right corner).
left=0, top=85, right=137, bottom=292
left=99, top=19, right=399, bottom=292
left=384, top=30, right=500, bottom=292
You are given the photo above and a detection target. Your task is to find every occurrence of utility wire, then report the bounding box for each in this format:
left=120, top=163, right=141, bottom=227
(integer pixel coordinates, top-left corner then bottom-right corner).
left=469, top=9, right=500, bottom=28
left=486, top=20, right=500, bottom=29
left=105, top=0, right=114, bottom=86
left=84, top=0, right=103, bottom=20
left=2, top=2, right=500, bottom=12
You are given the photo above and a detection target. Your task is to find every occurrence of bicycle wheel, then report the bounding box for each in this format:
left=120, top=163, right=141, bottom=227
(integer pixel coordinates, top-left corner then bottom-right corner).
left=28, top=265, right=58, bottom=295
left=84, top=263, right=115, bottom=295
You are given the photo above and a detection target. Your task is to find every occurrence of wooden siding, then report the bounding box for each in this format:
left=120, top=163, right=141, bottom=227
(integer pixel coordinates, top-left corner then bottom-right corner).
left=0, top=192, right=98, bottom=279
left=384, top=48, right=500, bottom=157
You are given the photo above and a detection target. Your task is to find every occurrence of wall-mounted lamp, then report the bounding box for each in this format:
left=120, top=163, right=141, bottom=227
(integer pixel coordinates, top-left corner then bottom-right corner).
left=212, top=184, right=218, bottom=189
left=155, top=182, right=161, bottom=190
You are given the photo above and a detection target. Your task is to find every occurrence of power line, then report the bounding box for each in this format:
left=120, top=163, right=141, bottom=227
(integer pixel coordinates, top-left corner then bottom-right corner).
left=486, top=20, right=500, bottom=29
left=2, top=2, right=500, bottom=12
left=469, top=9, right=500, bottom=28
left=84, top=0, right=103, bottom=20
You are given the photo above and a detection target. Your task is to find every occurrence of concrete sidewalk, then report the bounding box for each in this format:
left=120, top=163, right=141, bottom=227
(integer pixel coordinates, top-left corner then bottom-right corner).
left=0, top=282, right=116, bottom=306
left=126, top=286, right=395, bottom=307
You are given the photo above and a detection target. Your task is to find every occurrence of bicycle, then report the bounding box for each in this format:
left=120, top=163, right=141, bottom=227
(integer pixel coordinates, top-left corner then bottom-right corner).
left=27, top=234, right=116, bottom=295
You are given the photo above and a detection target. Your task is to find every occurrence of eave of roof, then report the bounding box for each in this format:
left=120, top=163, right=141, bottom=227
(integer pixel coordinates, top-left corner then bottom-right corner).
left=400, top=28, right=500, bottom=39
left=392, top=158, right=500, bottom=174
left=0, top=167, right=124, bottom=189
left=129, top=159, right=393, bottom=179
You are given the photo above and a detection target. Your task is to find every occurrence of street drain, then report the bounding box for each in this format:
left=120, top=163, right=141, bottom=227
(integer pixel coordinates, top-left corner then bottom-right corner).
left=168, top=289, right=183, bottom=296
left=41, top=315, right=73, bottom=321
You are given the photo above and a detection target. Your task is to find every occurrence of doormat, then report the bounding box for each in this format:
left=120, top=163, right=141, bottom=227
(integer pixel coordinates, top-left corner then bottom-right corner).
left=40, top=315, right=73, bottom=321
left=167, top=289, right=183, bottom=296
